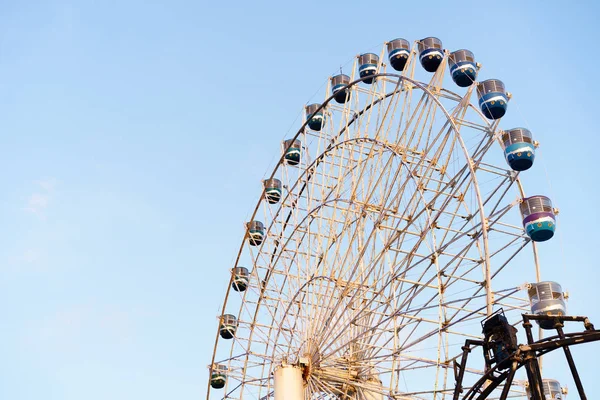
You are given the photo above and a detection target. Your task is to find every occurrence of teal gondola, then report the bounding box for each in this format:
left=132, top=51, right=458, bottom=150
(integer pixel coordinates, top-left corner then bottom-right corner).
left=358, top=53, right=379, bottom=84
left=502, top=128, right=535, bottom=171
left=520, top=196, right=556, bottom=242
left=219, top=314, right=238, bottom=339
left=283, top=139, right=301, bottom=166
left=477, top=79, right=508, bottom=119
left=306, top=103, right=325, bottom=131
left=331, top=74, right=351, bottom=103
left=210, top=364, right=228, bottom=389
left=246, top=220, right=265, bottom=246
left=263, top=178, right=282, bottom=204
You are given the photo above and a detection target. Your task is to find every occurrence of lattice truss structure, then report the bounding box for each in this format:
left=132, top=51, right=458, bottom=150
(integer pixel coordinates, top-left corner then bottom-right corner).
left=208, top=40, right=550, bottom=400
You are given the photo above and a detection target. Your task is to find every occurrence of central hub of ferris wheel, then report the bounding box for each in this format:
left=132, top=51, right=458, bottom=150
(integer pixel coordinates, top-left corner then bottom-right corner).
left=274, top=337, right=384, bottom=400
left=275, top=357, right=377, bottom=400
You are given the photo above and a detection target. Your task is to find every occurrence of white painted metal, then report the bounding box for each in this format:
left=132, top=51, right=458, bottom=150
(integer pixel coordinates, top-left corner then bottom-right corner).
left=274, top=365, right=304, bottom=400
left=206, top=39, right=548, bottom=400
left=363, top=375, right=385, bottom=400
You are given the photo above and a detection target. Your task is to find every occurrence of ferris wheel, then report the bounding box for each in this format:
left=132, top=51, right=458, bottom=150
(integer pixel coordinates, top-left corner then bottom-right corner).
left=207, top=37, right=565, bottom=400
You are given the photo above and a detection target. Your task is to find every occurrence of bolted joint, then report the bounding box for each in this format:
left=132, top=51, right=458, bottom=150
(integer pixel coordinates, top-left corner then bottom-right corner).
left=552, top=319, right=564, bottom=329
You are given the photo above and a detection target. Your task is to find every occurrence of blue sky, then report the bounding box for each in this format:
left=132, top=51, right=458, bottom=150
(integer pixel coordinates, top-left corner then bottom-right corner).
left=1, top=1, right=599, bottom=399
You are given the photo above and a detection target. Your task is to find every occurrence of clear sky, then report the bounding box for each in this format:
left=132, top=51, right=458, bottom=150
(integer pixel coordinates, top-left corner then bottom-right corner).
left=1, top=1, right=599, bottom=399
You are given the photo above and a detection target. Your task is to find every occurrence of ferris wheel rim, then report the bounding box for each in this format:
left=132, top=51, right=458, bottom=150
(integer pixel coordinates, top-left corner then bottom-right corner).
left=208, top=54, right=542, bottom=399
left=229, top=73, right=499, bottom=278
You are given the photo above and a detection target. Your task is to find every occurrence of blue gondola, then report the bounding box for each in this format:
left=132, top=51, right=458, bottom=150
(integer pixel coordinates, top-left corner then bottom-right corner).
left=418, top=37, right=443, bottom=72
left=331, top=74, right=350, bottom=104
left=520, top=196, right=556, bottom=242
left=306, top=103, right=325, bottom=131
left=358, top=53, right=379, bottom=84
left=528, top=282, right=567, bottom=329
left=387, top=38, right=410, bottom=71
left=448, top=49, right=477, bottom=87
left=283, top=139, right=301, bottom=166
left=232, top=267, right=249, bottom=292
left=210, top=364, right=228, bottom=389
left=477, top=79, right=508, bottom=119
left=502, top=128, right=535, bottom=171
left=246, top=220, right=265, bottom=246
left=219, top=314, right=238, bottom=339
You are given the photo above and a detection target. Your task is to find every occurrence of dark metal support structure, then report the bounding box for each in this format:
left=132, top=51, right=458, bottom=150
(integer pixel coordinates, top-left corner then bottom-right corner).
left=521, top=317, right=545, bottom=400
left=452, top=340, right=483, bottom=400
left=452, top=314, right=600, bottom=400
left=499, top=360, right=518, bottom=399
left=555, top=324, right=586, bottom=399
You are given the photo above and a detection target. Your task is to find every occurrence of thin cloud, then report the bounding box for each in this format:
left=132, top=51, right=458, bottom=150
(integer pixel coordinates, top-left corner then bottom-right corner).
left=24, top=178, right=57, bottom=217
left=24, top=193, right=50, bottom=214
left=36, top=178, right=57, bottom=192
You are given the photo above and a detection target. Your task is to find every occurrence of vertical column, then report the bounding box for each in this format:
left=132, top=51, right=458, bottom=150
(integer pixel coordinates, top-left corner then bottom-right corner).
left=274, top=365, right=304, bottom=400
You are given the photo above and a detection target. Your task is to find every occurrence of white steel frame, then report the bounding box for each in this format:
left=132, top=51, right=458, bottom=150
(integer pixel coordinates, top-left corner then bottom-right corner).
left=207, top=40, right=547, bottom=400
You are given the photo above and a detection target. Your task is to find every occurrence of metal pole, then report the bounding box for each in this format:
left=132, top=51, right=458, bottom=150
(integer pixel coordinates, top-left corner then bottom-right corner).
left=556, top=324, right=587, bottom=399
left=453, top=342, right=475, bottom=400
left=531, top=355, right=545, bottom=400
left=522, top=313, right=546, bottom=400
left=524, top=355, right=544, bottom=400
left=523, top=316, right=535, bottom=345
left=499, top=360, right=517, bottom=400
left=521, top=317, right=545, bottom=400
